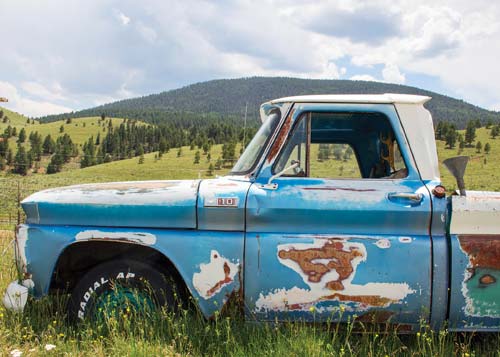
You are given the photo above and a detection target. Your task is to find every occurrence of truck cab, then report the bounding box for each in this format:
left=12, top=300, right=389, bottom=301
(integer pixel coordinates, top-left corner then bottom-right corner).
left=4, top=94, right=500, bottom=331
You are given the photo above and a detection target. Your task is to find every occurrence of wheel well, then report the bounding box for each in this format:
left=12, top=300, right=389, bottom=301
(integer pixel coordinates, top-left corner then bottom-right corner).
left=50, top=240, right=190, bottom=301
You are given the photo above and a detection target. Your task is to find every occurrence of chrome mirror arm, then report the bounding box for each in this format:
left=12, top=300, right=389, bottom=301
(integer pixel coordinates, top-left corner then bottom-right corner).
left=260, top=162, right=300, bottom=190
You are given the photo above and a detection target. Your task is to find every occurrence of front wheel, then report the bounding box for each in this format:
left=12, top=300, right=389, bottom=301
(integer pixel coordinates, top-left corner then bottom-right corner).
left=67, top=259, right=177, bottom=322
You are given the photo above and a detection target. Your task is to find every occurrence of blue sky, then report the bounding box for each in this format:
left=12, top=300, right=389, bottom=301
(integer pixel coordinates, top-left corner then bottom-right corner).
left=1, top=0, right=499, bottom=117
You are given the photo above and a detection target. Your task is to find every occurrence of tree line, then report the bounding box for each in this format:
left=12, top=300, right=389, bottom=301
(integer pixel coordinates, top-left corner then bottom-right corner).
left=0, top=116, right=256, bottom=175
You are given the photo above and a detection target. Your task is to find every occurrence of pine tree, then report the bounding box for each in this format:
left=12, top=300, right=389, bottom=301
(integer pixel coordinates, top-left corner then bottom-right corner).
left=491, top=125, right=499, bottom=139
left=81, top=137, right=97, bottom=168
left=17, top=128, right=26, bottom=143
left=445, top=128, right=457, bottom=149
left=194, top=150, right=200, bottom=164
left=13, top=145, right=29, bottom=175
left=465, top=121, right=476, bottom=146
left=333, top=145, right=343, bottom=160
left=476, top=141, right=482, bottom=153
left=207, top=163, right=214, bottom=176
left=6, top=148, right=13, bottom=165
left=484, top=142, right=491, bottom=154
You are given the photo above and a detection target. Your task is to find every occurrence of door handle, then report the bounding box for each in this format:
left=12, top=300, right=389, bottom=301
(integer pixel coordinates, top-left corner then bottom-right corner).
left=387, top=192, right=423, bottom=204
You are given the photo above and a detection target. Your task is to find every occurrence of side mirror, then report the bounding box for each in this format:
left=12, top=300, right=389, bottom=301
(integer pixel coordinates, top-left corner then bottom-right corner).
left=442, top=156, right=469, bottom=196
left=260, top=161, right=300, bottom=190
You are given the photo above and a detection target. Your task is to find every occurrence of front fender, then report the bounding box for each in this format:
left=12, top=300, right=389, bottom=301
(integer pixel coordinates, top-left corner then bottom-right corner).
left=23, top=225, right=244, bottom=318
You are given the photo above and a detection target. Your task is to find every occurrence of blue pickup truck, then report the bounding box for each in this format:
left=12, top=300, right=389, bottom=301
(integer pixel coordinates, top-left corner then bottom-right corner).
left=3, top=94, right=500, bottom=331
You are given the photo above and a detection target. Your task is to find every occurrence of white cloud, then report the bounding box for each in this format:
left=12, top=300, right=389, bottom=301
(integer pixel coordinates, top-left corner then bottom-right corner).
left=136, top=22, right=157, bottom=44
left=20, top=81, right=67, bottom=101
left=0, top=81, right=72, bottom=117
left=350, top=74, right=378, bottom=82
left=382, top=64, right=405, bottom=84
left=115, top=10, right=130, bottom=26
left=489, top=103, right=500, bottom=112
left=0, top=0, right=499, bottom=114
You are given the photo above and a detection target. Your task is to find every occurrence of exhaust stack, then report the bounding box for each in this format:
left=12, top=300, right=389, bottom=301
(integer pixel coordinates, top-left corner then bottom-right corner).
left=443, top=156, right=469, bottom=196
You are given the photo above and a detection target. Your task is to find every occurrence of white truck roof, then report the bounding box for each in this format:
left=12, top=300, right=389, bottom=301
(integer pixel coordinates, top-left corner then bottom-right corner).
left=270, top=93, right=431, bottom=105
left=267, top=93, right=439, bottom=181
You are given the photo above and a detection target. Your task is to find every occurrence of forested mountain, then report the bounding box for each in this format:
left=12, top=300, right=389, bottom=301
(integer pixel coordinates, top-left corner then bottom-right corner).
left=40, top=77, right=500, bottom=129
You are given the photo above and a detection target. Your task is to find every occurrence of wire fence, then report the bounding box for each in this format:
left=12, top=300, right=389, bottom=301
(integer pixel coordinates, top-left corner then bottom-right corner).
left=0, top=178, right=42, bottom=230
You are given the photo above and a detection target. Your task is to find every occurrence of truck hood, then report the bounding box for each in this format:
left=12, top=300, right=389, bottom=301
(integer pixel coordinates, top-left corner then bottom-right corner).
left=21, top=180, right=201, bottom=228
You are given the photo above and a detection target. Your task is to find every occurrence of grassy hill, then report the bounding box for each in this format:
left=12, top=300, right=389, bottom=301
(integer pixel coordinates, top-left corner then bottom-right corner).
left=0, top=106, right=38, bottom=128
left=39, top=77, right=500, bottom=129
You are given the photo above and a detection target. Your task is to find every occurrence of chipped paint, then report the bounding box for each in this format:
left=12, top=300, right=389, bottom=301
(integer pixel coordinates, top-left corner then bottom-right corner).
left=274, top=184, right=384, bottom=205
left=255, top=239, right=414, bottom=312
left=458, top=235, right=500, bottom=317
left=75, top=230, right=157, bottom=245
left=24, top=180, right=199, bottom=206
left=21, top=180, right=200, bottom=228
left=193, top=250, right=239, bottom=300
left=302, top=187, right=377, bottom=192
left=15, top=225, right=29, bottom=273
left=374, top=239, right=391, bottom=249
left=450, top=191, right=500, bottom=235
left=399, top=237, right=413, bottom=243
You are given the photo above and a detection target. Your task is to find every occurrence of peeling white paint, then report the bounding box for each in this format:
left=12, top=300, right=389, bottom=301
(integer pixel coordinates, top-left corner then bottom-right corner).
left=255, top=239, right=414, bottom=312
left=15, top=225, right=29, bottom=273
left=23, top=180, right=199, bottom=206
left=374, top=239, right=391, bottom=249
left=75, top=230, right=157, bottom=245
left=261, top=183, right=384, bottom=205
left=450, top=191, right=500, bottom=235
left=192, top=250, right=239, bottom=299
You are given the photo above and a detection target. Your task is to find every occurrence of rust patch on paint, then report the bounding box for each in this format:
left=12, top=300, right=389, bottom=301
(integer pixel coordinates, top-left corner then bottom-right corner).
left=278, top=241, right=363, bottom=290
left=302, top=187, right=377, bottom=192
left=206, top=262, right=233, bottom=298
left=479, top=274, right=496, bottom=285
left=320, top=293, right=394, bottom=307
left=354, top=310, right=395, bottom=323
left=267, top=109, right=294, bottom=162
left=218, top=269, right=244, bottom=318
left=458, top=235, right=500, bottom=270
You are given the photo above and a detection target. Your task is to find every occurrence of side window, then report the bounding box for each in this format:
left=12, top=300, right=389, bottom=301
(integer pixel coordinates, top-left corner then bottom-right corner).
left=310, top=143, right=361, bottom=178
left=274, top=112, right=408, bottom=179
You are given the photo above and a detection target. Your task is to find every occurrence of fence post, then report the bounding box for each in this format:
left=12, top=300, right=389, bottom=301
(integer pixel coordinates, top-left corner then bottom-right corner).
left=17, top=180, right=21, bottom=226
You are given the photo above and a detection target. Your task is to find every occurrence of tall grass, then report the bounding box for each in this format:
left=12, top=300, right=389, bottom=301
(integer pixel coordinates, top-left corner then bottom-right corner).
left=1, top=231, right=499, bottom=356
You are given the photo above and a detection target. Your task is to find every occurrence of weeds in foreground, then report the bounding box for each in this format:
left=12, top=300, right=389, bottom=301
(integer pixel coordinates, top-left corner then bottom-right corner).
left=1, top=294, right=500, bottom=356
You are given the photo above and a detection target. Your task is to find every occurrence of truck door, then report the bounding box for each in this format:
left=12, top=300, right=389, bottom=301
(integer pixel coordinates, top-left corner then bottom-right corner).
left=244, top=104, right=432, bottom=327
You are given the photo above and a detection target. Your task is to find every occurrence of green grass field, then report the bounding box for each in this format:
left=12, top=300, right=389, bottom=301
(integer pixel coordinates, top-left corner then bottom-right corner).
left=0, top=107, right=39, bottom=128
left=1, top=118, right=500, bottom=355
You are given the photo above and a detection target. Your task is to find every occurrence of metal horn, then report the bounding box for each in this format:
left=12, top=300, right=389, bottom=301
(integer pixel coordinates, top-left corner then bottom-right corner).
left=443, top=156, right=469, bottom=196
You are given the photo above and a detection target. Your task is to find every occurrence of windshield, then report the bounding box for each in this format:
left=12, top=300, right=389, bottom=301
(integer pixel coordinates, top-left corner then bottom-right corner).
left=231, top=105, right=284, bottom=174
